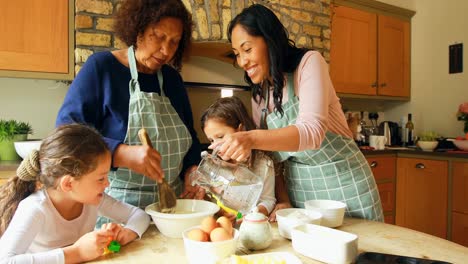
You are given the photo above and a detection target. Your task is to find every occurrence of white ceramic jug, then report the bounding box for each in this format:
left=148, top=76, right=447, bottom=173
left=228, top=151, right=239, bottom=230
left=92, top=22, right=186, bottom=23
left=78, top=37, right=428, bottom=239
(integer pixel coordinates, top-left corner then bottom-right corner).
left=239, top=208, right=272, bottom=250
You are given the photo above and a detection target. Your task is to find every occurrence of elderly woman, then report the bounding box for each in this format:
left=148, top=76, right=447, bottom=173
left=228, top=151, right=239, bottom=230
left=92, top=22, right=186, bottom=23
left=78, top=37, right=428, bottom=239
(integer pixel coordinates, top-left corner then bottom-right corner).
left=56, top=0, right=203, bottom=222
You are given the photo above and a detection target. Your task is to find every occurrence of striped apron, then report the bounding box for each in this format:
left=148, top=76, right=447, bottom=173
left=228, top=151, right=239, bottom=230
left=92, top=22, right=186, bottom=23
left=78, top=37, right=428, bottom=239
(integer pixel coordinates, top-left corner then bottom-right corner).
left=97, top=46, right=192, bottom=226
left=266, top=74, right=383, bottom=221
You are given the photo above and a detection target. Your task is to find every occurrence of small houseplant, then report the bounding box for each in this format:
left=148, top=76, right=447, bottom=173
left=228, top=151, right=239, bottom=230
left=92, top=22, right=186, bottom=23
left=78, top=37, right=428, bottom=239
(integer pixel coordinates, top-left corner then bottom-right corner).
left=417, top=131, right=439, bottom=152
left=0, top=120, right=33, bottom=160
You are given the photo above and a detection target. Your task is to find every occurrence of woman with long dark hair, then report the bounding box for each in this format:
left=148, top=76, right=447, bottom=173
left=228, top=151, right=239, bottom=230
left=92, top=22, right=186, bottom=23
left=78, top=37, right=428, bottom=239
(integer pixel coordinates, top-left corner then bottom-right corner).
left=215, top=4, right=383, bottom=221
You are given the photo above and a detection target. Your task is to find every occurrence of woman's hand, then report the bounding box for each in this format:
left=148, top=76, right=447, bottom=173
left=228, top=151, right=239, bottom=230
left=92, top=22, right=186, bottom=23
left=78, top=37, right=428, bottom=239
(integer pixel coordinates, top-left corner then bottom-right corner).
left=268, top=202, right=292, bottom=222
left=113, top=144, right=164, bottom=183
left=209, top=131, right=254, bottom=162
left=180, top=165, right=206, bottom=199
left=64, top=229, right=114, bottom=262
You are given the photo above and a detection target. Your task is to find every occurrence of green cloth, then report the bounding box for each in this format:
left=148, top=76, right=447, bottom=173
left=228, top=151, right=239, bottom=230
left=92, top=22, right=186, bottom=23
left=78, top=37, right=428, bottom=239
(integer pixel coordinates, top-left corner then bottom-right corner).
left=266, top=74, right=383, bottom=221
left=97, top=47, right=192, bottom=227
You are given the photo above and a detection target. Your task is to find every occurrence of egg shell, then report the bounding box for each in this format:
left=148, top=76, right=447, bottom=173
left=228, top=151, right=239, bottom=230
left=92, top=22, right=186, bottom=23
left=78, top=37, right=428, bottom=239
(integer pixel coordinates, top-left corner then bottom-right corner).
left=216, top=216, right=233, bottom=236
left=210, top=227, right=232, bottom=242
left=187, top=228, right=209, bottom=242
left=200, top=216, right=218, bottom=234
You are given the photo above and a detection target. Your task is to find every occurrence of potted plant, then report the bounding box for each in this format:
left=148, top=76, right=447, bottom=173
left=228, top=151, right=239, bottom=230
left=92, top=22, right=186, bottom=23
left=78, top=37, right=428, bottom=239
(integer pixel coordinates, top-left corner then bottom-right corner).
left=0, top=119, right=33, bottom=160
left=417, top=131, right=439, bottom=152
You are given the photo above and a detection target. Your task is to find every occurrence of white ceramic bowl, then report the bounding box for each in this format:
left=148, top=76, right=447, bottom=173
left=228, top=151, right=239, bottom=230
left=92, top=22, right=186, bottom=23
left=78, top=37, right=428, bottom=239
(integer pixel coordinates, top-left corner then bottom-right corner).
left=145, top=199, right=219, bottom=238
left=417, top=141, right=438, bottom=152
left=453, top=140, right=468, bottom=151
left=14, top=140, right=42, bottom=159
left=291, top=224, right=358, bottom=264
left=304, top=200, right=346, bottom=228
left=275, top=208, right=322, bottom=239
left=183, top=226, right=239, bottom=264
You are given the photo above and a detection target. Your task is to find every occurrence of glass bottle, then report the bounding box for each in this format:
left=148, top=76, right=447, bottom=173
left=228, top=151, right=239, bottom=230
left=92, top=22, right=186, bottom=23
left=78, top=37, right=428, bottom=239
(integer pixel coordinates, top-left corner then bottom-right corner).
left=405, top=114, right=414, bottom=146
left=400, top=116, right=407, bottom=146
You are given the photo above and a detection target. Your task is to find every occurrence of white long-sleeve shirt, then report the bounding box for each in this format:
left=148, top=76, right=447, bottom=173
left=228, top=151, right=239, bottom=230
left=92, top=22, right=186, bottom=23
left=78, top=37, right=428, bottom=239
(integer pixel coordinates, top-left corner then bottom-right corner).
left=0, top=189, right=150, bottom=264
left=251, top=151, right=276, bottom=214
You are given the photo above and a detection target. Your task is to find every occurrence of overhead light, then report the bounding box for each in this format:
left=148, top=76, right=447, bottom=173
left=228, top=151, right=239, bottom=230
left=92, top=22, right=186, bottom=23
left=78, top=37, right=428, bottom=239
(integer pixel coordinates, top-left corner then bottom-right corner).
left=221, top=89, right=233, bottom=98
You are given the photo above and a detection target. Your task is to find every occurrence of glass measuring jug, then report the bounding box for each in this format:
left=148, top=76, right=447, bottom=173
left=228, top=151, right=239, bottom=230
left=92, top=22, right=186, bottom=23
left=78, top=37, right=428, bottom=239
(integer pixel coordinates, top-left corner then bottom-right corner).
left=190, top=151, right=263, bottom=216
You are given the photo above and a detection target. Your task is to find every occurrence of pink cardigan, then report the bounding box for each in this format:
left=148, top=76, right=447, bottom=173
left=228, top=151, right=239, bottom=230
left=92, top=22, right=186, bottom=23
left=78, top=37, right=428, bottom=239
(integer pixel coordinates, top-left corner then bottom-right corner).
left=252, top=51, right=352, bottom=151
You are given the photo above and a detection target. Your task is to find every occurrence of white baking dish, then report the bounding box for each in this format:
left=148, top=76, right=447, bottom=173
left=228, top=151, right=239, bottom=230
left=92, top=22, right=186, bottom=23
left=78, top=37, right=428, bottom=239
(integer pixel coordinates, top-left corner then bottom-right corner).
left=291, top=224, right=358, bottom=264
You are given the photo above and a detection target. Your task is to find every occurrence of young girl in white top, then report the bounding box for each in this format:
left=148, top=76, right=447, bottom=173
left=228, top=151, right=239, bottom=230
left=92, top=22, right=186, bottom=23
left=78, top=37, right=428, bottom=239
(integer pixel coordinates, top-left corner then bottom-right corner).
left=0, top=124, right=150, bottom=264
left=201, top=96, right=276, bottom=218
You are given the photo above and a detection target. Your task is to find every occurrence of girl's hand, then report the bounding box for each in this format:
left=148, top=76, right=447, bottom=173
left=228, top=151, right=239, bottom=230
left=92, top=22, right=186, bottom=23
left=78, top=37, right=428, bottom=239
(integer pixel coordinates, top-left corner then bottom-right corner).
left=101, top=223, right=138, bottom=246
left=216, top=208, right=237, bottom=225
left=113, top=144, right=164, bottom=183
left=268, top=202, right=293, bottom=222
left=209, top=131, right=253, bottom=162
left=100, top=222, right=123, bottom=240
left=180, top=166, right=206, bottom=199
left=66, top=229, right=114, bottom=262
left=114, top=228, right=138, bottom=246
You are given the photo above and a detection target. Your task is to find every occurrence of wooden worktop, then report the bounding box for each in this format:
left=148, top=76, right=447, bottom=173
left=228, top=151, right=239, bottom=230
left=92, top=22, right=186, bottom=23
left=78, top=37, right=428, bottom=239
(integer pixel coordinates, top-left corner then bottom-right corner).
left=89, top=218, right=468, bottom=264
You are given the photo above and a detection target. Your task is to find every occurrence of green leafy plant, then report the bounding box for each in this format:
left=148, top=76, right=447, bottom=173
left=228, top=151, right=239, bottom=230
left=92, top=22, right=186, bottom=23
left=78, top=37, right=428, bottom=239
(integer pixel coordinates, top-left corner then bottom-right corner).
left=418, top=131, right=439, bottom=141
left=0, top=119, right=33, bottom=141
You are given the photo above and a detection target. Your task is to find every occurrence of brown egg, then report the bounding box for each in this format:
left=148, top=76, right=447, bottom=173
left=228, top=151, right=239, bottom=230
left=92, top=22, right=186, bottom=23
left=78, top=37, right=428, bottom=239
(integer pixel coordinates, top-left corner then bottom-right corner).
left=187, top=228, right=209, bottom=242
left=216, top=216, right=233, bottom=236
left=200, top=216, right=218, bottom=234
left=210, top=227, right=232, bottom=242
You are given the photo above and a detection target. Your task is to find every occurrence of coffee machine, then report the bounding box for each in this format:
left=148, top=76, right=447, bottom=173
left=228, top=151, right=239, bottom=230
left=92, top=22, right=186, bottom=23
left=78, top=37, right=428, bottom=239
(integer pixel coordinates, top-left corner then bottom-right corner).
left=379, top=121, right=401, bottom=146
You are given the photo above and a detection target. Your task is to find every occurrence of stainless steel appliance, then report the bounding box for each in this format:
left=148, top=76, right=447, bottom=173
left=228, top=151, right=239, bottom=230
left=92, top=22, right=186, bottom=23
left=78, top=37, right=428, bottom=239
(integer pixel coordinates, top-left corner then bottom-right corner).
left=379, top=121, right=400, bottom=146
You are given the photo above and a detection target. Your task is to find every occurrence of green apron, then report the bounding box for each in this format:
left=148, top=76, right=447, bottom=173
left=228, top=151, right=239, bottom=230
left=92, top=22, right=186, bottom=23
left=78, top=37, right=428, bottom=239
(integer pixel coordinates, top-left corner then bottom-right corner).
left=97, top=46, right=192, bottom=226
left=266, top=74, right=383, bottom=221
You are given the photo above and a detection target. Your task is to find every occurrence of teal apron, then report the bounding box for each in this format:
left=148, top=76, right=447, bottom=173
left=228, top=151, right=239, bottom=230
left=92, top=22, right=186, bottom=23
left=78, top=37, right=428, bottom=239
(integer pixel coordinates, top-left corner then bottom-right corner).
left=97, top=46, right=192, bottom=226
left=265, top=74, right=383, bottom=221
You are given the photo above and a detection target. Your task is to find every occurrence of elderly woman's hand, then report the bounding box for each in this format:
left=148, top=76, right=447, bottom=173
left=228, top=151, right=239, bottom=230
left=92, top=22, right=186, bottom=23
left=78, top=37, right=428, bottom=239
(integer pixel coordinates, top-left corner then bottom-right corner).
left=113, top=144, right=164, bottom=183
left=209, top=131, right=253, bottom=162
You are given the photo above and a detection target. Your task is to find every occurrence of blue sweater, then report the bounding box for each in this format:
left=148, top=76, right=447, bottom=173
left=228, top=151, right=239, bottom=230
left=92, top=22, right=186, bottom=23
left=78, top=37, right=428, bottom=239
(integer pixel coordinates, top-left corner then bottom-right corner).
left=56, top=51, right=201, bottom=177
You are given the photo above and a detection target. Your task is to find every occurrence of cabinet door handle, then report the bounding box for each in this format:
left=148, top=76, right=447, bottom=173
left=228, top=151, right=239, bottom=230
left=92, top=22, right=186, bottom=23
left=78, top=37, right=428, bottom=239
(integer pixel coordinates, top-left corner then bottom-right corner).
left=380, top=83, right=387, bottom=87
left=371, top=82, right=378, bottom=88
left=370, top=161, right=378, bottom=168
left=415, top=163, right=425, bottom=169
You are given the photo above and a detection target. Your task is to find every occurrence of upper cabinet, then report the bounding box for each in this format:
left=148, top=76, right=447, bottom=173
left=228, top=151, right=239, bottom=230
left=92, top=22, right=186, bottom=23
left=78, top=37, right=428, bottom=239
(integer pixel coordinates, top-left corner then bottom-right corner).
left=0, top=0, right=74, bottom=80
left=378, top=15, right=410, bottom=97
left=330, top=1, right=414, bottom=99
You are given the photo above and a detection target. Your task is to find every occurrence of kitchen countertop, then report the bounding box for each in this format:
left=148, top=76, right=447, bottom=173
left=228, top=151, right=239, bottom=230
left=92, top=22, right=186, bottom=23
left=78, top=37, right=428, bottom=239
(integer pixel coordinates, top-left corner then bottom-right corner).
left=89, top=218, right=468, bottom=264
left=0, top=160, right=20, bottom=171
left=362, top=148, right=468, bottom=159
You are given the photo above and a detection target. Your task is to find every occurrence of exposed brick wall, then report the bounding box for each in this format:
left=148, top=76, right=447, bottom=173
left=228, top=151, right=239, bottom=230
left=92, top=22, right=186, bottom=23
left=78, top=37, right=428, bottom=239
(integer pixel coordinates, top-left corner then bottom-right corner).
left=74, top=0, right=331, bottom=75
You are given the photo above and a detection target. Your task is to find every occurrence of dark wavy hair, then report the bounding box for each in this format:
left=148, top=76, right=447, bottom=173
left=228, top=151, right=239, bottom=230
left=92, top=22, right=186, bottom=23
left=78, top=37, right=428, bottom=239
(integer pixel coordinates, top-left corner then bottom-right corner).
left=227, top=4, right=308, bottom=115
left=114, top=0, right=193, bottom=71
left=0, top=124, right=109, bottom=236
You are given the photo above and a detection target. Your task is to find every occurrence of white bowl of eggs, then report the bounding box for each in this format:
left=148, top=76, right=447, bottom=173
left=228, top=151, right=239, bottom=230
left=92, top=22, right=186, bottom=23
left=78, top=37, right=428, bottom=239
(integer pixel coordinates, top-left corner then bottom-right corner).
left=145, top=199, right=220, bottom=238
left=183, top=216, right=239, bottom=264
